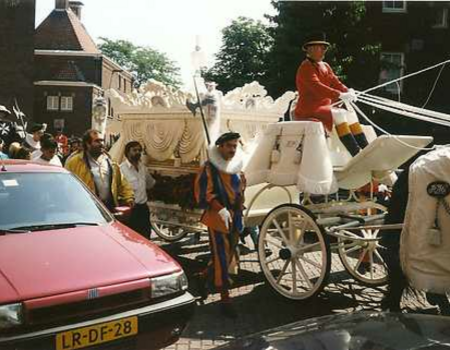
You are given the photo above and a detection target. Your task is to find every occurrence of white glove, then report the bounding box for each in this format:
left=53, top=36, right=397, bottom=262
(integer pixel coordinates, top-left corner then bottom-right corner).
left=218, top=208, right=232, bottom=230
left=339, top=88, right=357, bottom=103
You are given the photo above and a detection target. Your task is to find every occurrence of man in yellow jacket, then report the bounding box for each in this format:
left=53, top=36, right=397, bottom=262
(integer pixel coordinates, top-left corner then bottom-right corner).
left=66, top=129, right=134, bottom=211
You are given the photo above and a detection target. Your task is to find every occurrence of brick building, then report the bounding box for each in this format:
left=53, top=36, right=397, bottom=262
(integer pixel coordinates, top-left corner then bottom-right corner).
left=363, top=1, right=450, bottom=142
left=0, top=0, right=35, bottom=120
left=34, top=0, right=133, bottom=136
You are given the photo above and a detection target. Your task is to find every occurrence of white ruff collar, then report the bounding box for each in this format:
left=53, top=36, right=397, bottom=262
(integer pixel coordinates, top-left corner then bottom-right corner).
left=25, top=133, right=40, bottom=150
left=208, top=146, right=243, bottom=174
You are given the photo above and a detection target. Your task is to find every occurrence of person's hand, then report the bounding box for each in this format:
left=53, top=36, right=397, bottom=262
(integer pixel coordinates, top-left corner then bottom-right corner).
left=339, top=89, right=357, bottom=103
left=218, top=208, right=232, bottom=230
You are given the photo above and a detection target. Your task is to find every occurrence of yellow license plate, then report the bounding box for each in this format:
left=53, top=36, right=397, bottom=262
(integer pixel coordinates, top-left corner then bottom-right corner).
left=56, top=316, right=138, bottom=350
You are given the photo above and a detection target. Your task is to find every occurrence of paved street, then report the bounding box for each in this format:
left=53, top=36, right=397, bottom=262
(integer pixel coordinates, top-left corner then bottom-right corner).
left=155, top=233, right=436, bottom=350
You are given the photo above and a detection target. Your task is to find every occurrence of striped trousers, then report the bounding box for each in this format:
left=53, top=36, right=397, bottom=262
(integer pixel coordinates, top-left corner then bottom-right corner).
left=207, top=228, right=239, bottom=291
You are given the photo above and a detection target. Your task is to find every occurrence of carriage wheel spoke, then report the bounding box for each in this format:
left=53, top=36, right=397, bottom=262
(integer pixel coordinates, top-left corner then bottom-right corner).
left=355, top=249, right=368, bottom=273
left=292, top=258, right=297, bottom=291
left=374, top=249, right=386, bottom=266
left=369, top=250, right=374, bottom=280
left=297, top=242, right=321, bottom=254
left=294, top=259, right=313, bottom=289
left=273, top=219, right=291, bottom=245
left=265, top=235, right=283, bottom=249
left=266, top=255, right=281, bottom=265
left=298, top=255, right=322, bottom=269
left=341, top=244, right=363, bottom=255
left=276, top=260, right=291, bottom=284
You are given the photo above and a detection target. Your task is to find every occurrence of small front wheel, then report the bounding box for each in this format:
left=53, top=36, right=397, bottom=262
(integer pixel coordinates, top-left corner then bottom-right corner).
left=258, top=204, right=331, bottom=300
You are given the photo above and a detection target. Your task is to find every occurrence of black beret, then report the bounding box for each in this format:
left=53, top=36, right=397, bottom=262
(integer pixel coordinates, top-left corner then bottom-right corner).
left=30, top=123, right=46, bottom=133
left=215, top=132, right=241, bottom=145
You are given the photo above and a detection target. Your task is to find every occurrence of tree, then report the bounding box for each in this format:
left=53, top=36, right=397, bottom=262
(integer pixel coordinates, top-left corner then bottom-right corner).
left=203, top=17, right=274, bottom=93
left=98, top=38, right=182, bottom=88
left=265, top=1, right=381, bottom=97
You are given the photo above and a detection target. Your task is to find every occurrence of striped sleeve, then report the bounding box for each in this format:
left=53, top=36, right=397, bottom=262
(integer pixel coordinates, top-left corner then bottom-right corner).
left=194, top=164, right=223, bottom=210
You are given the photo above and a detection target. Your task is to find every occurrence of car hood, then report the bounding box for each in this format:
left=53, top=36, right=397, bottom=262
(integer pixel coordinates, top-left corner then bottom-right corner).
left=217, top=312, right=450, bottom=350
left=0, top=222, right=180, bottom=302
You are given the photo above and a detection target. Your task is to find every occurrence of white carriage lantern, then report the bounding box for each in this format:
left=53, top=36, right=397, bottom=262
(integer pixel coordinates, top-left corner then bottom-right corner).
left=92, top=96, right=108, bottom=136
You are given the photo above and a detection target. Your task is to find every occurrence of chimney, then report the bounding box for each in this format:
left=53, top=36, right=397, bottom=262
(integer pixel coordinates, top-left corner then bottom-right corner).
left=69, top=1, right=84, bottom=20
left=55, top=0, right=69, bottom=10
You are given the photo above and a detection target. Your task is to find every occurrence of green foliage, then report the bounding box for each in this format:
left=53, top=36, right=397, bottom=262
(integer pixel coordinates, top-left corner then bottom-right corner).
left=98, top=37, right=182, bottom=88
left=265, top=1, right=381, bottom=97
left=203, top=17, right=274, bottom=93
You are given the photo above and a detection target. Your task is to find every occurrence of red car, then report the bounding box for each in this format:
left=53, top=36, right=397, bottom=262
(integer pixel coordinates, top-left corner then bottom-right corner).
left=0, top=160, right=195, bottom=350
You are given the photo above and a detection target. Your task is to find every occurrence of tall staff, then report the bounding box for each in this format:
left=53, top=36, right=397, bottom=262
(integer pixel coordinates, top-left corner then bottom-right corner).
left=190, top=35, right=211, bottom=145
left=192, top=76, right=211, bottom=145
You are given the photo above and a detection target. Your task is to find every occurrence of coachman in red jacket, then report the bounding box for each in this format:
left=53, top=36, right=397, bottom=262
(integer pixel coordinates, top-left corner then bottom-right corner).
left=293, top=33, right=368, bottom=156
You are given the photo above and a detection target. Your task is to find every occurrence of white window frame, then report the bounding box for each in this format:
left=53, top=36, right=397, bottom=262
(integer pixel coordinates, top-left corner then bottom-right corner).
left=47, top=96, right=59, bottom=111
left=382, top=1, right=407, bottom=13
left=60, top=96, right=73, bottom=111
left=433, top=8, right=448, bottom=28
left=379, top=52, right=405, bottom=94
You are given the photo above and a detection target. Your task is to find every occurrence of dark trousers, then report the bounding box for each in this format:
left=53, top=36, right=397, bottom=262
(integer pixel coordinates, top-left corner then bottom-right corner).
left=129, top=203, right=151, bottom=239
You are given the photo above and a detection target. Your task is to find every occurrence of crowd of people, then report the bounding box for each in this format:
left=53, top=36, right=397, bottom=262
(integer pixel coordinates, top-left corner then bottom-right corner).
left=0, top=123, right=82, bottom=166
left=0, top=124, right=156, bottom=240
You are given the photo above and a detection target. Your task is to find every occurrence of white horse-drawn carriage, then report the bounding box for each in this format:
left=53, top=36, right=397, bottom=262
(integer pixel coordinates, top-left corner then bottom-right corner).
left=105, top=80, right=439, bottom=301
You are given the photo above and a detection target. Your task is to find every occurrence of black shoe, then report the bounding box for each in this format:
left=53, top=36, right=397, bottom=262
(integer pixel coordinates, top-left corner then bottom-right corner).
left=354, top=132, right=369, bottom=149
left=339, top=133, right=361, bottom=157
left=220, top=302, right=238, bottom=319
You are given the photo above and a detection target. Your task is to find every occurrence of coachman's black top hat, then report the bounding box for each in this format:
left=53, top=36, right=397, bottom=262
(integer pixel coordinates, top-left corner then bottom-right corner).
left=302, top=32, right=331, bottom=51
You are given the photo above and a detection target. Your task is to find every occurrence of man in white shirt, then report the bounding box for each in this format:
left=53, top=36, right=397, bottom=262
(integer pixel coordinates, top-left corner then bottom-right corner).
left=33, top=137, right=62, bottom=167
left=120, top=141, right=155, bottom=239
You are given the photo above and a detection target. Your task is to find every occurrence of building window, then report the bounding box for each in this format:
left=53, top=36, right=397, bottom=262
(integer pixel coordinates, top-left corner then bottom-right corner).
left=118, top=75, right=122, bottom=90
left=433, top=8, right=448, bottom=28
left=382, top=1, right=407, bottom=13
left=47, top=96, right=59, bottom=111
left=379, top=52, right=405, bottom=93
left=124, top=81, right=127, bottom=93
left=61, top=96, right=73, bottom=111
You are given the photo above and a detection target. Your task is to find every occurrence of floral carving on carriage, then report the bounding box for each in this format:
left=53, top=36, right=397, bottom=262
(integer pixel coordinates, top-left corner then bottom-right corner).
left=105, top=80, right=296, bottom=242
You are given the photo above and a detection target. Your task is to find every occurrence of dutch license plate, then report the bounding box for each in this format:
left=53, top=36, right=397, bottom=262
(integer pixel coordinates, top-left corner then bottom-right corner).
left=56, top=316, right=138, bottom=350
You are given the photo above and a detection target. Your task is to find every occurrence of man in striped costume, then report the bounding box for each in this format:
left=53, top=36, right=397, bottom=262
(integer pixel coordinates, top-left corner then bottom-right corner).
left=195, top=132, right=246, bottom=318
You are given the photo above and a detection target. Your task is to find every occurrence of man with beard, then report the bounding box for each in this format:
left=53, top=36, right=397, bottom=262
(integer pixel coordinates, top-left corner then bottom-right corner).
left=120, top=141, right=156, bottom=239
left=194, top=132, right=246, bottom=318
left=65, top=129, right=134, bottom=211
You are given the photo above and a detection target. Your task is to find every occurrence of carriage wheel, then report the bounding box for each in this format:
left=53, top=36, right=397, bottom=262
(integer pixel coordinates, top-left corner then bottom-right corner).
left=258, top=204, right=331, bottom=300
left=150, top=214, right=189, bottom=242
left=337, top=204, right=388, bottom=286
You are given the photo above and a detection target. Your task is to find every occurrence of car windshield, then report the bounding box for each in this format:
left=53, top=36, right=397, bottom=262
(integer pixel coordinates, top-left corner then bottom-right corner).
left=0, top=172, right=111, bottom=231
